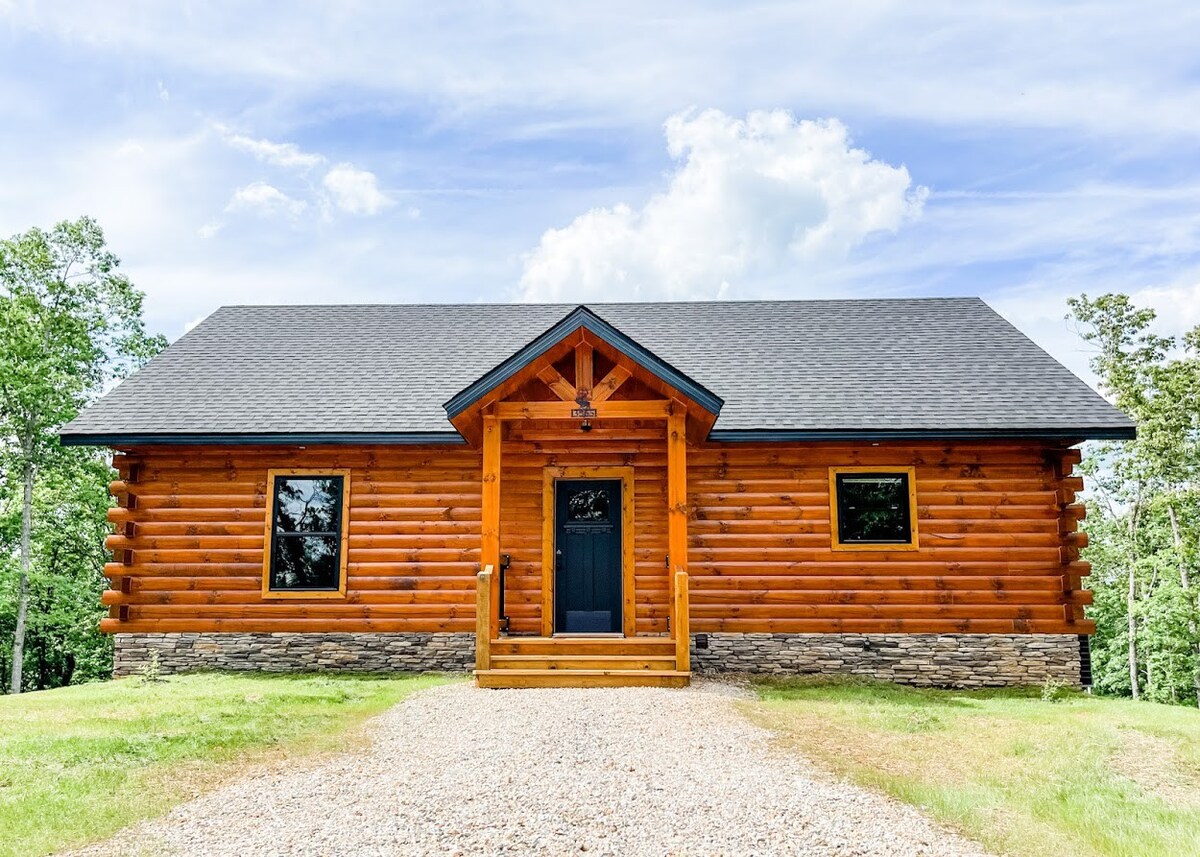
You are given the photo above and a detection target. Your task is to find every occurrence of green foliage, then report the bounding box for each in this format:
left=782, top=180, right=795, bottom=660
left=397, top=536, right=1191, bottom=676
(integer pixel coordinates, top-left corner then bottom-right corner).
left=0, top=452, right=115, bottom=685
left=1041, top=676, right=1068, bottom=702
left=0, top=217, right=164, bottom=457
left=0, top=672, right=447, bottom=856
left=0, top=217, right=166, bottom=692
left=1068, top=293, right=1200, bottom=706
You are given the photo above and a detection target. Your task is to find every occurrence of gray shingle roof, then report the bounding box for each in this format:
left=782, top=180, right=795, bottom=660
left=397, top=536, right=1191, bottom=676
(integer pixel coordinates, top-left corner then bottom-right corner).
left=60, top=297, right=1134, bottom=442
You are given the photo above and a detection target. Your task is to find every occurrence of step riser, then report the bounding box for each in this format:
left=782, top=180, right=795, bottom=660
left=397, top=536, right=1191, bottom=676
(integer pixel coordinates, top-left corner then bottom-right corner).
left=476, top=672, right=690, bottom=689
left=491, top=640, right=675, bottom=657
left=489, top=657, right=677, bottom=671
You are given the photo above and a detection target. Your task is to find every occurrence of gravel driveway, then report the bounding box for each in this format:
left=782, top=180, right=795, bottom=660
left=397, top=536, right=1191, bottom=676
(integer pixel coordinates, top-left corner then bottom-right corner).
left=71, top=680, right=987, bottom=857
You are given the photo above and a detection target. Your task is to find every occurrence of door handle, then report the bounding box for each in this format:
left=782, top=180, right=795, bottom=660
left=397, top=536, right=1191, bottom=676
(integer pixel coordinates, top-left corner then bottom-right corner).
left=555, top=549, right=562, bottom=571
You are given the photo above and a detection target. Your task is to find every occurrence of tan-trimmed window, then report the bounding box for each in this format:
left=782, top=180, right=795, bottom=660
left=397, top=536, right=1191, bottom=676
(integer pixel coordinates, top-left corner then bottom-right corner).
left=262, top=469, right=351, bottom=598
left=829, top=466, right=919, bottom=551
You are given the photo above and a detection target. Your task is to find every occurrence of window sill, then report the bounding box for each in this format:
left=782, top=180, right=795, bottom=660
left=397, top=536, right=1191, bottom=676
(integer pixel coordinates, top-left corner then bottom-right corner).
left=260, top=589, right=348, bottom=600
left=829, top=541, right=920, bottom=552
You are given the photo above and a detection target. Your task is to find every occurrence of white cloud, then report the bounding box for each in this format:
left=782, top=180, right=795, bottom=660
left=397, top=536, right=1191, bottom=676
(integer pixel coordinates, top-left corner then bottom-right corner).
left=1132, top=281, right=1200, bottom=331
left=197, top=220, right=223, bottom=239
left=518, top=109, right=925, bottom=302
left=156, top=80, right=169, bottom=102
left=225, top=181, right=307, bottom=217
left=225, top=132, right=325, bottom=170
left=322, top=163, right=391, bottom=215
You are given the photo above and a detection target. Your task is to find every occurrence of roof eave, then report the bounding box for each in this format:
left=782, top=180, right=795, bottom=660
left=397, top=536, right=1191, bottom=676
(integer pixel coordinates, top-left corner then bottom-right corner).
left=57, top=431, right=468, bottom=447
left=706, top=426, right=1137, bottom=443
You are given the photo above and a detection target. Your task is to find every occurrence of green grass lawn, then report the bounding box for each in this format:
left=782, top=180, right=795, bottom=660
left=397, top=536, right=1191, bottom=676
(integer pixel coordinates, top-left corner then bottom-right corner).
left=0, top=672, right=449, bottom=857
left=750, top=679, right=1200, bottom=857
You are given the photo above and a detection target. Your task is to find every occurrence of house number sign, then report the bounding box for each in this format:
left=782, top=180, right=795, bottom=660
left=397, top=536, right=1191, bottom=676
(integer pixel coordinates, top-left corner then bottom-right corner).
left=572, top=390, right=597, bottom=419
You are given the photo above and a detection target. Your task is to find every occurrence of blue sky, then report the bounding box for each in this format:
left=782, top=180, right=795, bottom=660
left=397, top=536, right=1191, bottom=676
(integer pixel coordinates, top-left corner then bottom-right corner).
left=2, top=2, right=1199, bottom=384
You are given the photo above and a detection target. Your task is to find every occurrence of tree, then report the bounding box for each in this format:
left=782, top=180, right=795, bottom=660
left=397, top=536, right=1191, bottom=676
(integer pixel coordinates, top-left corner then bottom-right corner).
left=0, top=217, right=164, bottom=693
left=1069, top=293, right=1200, bottom=705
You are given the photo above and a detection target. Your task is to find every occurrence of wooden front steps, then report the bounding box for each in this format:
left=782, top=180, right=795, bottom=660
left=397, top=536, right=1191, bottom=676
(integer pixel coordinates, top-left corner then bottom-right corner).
left=475, top=636, right=691, bottom=688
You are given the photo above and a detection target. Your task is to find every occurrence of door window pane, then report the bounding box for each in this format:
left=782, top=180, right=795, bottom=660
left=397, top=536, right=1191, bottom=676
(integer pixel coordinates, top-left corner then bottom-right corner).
left=567, top=488, right=610, bottom=521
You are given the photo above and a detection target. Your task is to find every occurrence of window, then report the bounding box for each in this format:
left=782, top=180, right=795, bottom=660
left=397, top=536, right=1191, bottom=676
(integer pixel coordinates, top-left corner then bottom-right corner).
left=829, top=466, right=919, bottom=551
left=262, top=470, right=351, bottom=598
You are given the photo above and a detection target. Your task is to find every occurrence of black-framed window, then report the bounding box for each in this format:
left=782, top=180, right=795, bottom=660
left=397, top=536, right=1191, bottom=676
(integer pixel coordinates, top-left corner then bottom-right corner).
left=266, top=474, right=346, bottom=592
left=833, top=471, right=915, bottom=545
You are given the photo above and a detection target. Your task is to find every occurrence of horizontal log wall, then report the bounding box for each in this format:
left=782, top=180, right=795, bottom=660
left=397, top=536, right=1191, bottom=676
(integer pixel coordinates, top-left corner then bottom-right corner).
left=100, top=438, right=1089, bottom=638
left=686, top=441, right=1090, bottom=635
left=102, top=445, right=483, bottom=634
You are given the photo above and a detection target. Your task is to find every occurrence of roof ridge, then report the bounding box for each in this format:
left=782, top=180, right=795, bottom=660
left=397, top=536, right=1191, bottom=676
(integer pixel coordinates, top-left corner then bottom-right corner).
left=213, top=296, right=986, bottom=311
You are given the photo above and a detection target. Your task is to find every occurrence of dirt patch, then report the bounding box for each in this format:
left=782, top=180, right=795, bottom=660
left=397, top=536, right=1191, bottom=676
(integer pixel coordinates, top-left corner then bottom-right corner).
left=1111, top=729, right=1200, bottom=808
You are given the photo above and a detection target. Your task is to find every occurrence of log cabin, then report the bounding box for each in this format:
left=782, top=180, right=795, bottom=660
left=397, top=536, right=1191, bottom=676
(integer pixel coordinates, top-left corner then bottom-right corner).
left=61, top=298, right=1134, bottom=688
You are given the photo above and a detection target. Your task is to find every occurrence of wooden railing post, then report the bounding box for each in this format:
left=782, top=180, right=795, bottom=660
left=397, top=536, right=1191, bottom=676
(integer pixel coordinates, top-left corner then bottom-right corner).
left=476, top=566, right=493, bottom=671
left=674, top=569, right=689, bottom=673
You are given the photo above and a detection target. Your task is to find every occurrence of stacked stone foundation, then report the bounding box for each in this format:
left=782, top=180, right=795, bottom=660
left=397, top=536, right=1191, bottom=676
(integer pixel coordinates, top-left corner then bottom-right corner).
left=689, top=633, right=1083, bottom=688
left=114, top=631, right=1084, bottom=687
left=112, top=632, right=475, bottom=677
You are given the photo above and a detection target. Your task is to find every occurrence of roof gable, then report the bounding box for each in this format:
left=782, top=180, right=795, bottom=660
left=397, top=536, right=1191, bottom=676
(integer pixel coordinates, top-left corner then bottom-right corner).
left=443, top=305, right=723, bottom=420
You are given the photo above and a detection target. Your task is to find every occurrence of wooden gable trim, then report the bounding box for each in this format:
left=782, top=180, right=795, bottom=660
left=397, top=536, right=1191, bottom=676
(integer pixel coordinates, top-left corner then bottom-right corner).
left=448, top=322, right=718, bottom=445
left=494, top=399, right=673, bottom=420
left=591, top=365, right=632, bottom=403
left=536, top=365, right=577, bottom=402
left=443, top=305, right=723, bottom=421
left=574, top=341, right=594, bottom=395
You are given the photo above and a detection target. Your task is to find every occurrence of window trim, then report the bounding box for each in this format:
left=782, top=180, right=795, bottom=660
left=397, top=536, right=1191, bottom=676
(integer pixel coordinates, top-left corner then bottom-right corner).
left=261, top=468, right=352, bottom=600
left=828, top=466, right=920, bottom=552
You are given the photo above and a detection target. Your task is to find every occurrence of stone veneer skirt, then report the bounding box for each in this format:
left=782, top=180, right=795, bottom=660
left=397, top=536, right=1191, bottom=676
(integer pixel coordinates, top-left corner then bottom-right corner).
left=113, top=631, right=1083, bottom=688
left=112, top=632, right=476, bottom=677
left=690, top=633, right=1083, bottom=688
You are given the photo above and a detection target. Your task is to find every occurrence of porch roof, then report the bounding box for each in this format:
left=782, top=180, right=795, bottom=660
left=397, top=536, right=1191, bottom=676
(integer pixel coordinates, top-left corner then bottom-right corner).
left=443, top=305, right=723, bottom=420
left=60, top=297, right=1136, bottom=445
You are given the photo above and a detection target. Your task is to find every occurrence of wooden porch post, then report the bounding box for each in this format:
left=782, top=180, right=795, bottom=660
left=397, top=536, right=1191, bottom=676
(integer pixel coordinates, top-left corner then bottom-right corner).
left=481, top=413, right=502, bottom=639
left=666, top=404, right=688, bottom=598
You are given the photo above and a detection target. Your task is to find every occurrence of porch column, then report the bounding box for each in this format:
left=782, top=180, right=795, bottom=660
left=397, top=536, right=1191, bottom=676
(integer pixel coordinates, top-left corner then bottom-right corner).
left=481, top=413, right=502, bottom=638
left=666, top=404, right=688, bottom=589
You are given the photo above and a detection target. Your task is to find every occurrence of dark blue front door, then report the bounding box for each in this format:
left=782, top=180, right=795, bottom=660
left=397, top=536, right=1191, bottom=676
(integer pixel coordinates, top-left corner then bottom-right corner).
left=554, top=479, right=622, bottom=633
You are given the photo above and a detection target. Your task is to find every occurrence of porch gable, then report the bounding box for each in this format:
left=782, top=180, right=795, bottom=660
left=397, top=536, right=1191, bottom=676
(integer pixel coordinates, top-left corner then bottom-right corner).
left=443, top=304, right=723, bottom=445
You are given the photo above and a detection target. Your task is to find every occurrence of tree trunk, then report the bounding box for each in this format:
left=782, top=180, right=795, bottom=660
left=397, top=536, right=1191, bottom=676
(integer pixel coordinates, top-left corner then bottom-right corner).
left=1128, top=497, right=1141, bottom=701
left=1128, top=566, right=1139, bottom=700
left=9, top=455, right=33, bottom=695
left=1167, top=502, right=1200, bottom=708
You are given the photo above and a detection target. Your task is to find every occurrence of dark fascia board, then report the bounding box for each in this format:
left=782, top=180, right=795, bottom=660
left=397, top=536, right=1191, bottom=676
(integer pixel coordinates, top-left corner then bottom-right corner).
left=58, top=431, right=468, bottom=447
left=58, top=425, right=1137, bottom=447
left=443, top=305, right=724, bottom=418
left=707, top=426, right=1137, bottom=443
